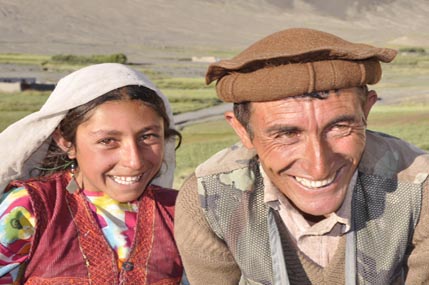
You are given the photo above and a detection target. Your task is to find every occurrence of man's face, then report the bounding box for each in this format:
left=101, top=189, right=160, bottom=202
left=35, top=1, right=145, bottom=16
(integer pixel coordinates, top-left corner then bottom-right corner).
left=228, top=88, right=376, bottom=217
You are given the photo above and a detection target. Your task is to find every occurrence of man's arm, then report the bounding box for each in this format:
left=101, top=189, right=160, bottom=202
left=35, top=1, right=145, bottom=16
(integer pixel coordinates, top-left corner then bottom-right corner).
left=405, top=178, right=429, bottom=284
left=174, top=174, right=241, bottom=284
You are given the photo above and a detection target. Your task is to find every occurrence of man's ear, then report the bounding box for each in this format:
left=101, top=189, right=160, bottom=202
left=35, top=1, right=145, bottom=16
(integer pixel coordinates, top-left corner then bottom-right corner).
left=224, top=111, right=254, bottom=149
left=52, top=129, right=76, bottom=159
left=364, top=90, right=378, bottom=118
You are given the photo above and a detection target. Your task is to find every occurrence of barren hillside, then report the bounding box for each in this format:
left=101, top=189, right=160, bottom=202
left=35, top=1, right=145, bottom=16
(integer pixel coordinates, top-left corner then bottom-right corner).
left=1, top=0, right=428, bottom=105
left=1, top=0, right=428, bottom=61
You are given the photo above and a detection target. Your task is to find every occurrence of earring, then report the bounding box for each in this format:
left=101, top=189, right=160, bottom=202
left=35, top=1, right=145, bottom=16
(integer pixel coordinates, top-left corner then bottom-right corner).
left=70, top=160, right=76, bottom=174
left=66, top=160, right=80, bottom=194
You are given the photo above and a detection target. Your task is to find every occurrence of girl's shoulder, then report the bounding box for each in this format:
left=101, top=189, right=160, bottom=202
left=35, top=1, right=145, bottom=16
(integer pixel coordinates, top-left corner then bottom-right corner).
left=1, top=185, right=32, bottom=208
left=148, top=184, right=179, bottom=206
left=0, top=181, right=36, bottom=285
left=0, top=184, right=35, bottom=237
left=6, top=171, right=70, bottom=195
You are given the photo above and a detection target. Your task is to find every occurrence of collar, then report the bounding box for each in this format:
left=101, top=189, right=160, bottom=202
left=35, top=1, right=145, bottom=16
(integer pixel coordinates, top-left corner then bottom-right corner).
left=262, top=164, right=356, bottom=233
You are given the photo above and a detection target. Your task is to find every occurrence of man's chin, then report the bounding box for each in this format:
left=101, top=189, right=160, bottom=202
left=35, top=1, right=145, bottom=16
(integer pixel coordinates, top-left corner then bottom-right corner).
left=292, top=192, right=345, bottom=217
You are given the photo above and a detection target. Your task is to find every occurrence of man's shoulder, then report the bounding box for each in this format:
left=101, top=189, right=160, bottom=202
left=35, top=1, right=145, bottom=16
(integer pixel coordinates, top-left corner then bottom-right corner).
left=195, top=142, right=257, bottom=178
left=361, top=130, right=429, bottom=182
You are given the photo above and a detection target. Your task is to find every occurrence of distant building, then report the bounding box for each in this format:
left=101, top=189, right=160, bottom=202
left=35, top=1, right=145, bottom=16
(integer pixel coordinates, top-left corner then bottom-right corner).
left=0, top=81, right=21, bottom=92
left=0, top=77, right=54, bottom=92
left=191, top=56, right=219, bottom=63
left=0, top=77, right=36, bottom=84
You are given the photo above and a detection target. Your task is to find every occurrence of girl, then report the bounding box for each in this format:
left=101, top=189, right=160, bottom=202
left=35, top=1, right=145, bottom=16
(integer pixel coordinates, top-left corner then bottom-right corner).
left=0, top=63, right=183, bottom=284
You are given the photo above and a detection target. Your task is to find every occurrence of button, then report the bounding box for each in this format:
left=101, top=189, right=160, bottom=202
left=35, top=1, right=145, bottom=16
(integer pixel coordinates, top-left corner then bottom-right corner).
left=122, top=262, right=134, bottom=271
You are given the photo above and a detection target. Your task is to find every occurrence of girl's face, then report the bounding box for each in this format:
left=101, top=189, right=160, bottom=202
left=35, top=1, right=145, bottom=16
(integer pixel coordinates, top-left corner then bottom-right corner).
left=65, top=100, right=165, bottom=202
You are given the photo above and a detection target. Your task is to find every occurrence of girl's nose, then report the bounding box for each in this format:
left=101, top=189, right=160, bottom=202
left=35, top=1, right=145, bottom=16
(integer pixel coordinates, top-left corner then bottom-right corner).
left=121, top=142, right=144, bottom=170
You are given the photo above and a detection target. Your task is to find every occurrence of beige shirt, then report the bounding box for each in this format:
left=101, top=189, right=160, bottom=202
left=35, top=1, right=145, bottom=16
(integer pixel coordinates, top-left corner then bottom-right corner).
left=263, top=166, right=356, bottom=267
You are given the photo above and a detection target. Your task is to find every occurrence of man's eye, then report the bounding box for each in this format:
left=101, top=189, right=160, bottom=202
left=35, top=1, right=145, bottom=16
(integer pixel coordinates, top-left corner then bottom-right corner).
left=274, top=130, right=300, bottom=144
left=329, top=124, right=352, bottom=137
left=277, top=130, right=298, bottom=138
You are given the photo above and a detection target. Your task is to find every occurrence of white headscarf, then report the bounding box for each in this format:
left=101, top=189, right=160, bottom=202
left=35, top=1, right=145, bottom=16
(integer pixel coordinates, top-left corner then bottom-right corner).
left=0, top=63, right=177, bottom=194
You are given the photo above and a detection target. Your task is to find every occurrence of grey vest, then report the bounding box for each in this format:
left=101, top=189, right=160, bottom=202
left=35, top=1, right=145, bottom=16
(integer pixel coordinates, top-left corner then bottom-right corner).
left=196, top=131, right=429, bottom=285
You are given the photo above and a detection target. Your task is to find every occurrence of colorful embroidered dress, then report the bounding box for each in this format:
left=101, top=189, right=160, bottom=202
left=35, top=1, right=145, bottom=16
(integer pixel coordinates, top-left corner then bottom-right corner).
left=0, top=172, right=182, bottom=284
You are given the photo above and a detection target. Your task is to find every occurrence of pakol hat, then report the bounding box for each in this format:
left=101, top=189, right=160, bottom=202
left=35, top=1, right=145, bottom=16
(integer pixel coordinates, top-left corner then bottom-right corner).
left=206, top=28, right=397, bottom=102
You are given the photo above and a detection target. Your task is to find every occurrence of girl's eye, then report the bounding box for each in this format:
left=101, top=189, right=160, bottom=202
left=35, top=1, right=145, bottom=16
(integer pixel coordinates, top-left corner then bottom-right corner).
left=98, top=138, right=116, bottom=145
left=140, top=133, right=161, bottom=143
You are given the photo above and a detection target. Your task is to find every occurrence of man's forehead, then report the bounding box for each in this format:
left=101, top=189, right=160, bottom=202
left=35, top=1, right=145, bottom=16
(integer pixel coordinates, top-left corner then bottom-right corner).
left=251, top=87, right=364, bottom=107
left=248, top=90, right=365, bottom=123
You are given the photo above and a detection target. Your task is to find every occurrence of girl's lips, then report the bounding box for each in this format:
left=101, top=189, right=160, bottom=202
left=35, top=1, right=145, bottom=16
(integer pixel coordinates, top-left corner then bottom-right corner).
left=110, top=175, right=142, bottom=185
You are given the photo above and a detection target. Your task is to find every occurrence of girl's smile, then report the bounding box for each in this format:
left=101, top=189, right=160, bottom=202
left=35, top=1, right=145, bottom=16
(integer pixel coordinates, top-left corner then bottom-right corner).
left=67, top=99, right=165, bottom=202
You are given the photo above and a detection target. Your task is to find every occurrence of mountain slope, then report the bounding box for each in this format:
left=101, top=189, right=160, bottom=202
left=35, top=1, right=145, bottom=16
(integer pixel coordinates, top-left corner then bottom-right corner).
left=0, top=0, right=428, bottom=61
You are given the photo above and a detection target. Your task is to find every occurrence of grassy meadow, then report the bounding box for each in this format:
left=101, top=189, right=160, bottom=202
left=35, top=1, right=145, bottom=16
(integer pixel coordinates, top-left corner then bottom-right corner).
left=1, top=51, right=428, bottom=189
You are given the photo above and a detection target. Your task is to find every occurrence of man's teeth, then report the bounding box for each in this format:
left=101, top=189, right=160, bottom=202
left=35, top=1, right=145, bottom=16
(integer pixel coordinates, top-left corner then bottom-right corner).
left=111, top=175, right=141, bottom=185
left=295, top=175, right=335, bottom=189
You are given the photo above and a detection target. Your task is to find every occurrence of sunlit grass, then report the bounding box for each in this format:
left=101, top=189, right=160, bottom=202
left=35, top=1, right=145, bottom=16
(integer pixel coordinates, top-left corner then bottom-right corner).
left=368, top=104, right=429, bottom=150
left=154, top=77, right=209, bottom=89
left=0, top=91, right=49, bottom=130
left=0, top=53, right=50, bottom=64
left=174, top=120, right=238, bottom=188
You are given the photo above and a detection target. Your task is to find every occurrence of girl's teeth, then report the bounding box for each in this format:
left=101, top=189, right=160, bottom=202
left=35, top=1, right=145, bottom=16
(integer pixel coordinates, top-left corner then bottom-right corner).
left=111, top=175, right=141, bottom=185
left=295, top=175, right=335, bottom=189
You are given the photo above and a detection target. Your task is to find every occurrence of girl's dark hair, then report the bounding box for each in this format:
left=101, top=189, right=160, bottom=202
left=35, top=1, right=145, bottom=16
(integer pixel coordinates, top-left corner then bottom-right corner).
left=38, top=85, right=181, bottom=175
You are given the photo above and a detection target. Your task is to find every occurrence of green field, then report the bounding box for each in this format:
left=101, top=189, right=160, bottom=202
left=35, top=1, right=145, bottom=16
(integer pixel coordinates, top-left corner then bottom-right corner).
left=1, top=51, right=429, bottom=189
left=368, top=104, right=429, bottom=150
left=1, top=91, right=428, bottom=189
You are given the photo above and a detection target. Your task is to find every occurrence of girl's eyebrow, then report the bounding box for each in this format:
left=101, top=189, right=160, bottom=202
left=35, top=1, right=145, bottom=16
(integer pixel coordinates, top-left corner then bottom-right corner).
left=88, top=125, right=163, bottom=136
left=88, top=129, right=121, bottom=137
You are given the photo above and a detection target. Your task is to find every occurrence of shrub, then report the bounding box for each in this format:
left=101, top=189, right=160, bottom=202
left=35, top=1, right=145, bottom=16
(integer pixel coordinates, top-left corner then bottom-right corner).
left=50, top=53, right=128, bottom=64
left=398, top=47, right=426, bottom=55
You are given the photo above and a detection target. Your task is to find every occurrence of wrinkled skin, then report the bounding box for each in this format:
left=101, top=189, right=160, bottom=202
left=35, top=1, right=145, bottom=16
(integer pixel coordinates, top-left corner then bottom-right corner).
left=226, top=87, right=377, bottom=217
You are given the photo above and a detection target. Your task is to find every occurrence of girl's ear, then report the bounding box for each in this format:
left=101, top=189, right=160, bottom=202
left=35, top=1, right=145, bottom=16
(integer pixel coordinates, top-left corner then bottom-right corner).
left=52, top=129, right=76, bottom=159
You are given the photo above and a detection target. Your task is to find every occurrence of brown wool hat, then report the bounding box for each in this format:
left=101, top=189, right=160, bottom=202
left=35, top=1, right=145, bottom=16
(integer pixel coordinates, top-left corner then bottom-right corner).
left=206, top=28, right=397, bottom=102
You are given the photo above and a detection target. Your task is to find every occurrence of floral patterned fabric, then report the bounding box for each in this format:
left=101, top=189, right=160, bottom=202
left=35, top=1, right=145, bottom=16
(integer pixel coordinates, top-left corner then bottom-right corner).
left=0, top=186, right=139, bottom=284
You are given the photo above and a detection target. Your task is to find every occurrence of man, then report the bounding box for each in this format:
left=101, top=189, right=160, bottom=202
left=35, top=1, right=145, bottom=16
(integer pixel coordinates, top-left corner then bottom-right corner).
left=174, top=28, right=429, bottom=284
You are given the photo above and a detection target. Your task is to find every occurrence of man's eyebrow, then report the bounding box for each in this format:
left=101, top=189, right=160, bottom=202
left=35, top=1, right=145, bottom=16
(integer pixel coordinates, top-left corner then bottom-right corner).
left=265, top=124, right=300, bottom=134
left=265, top=115, right=358, bottom=133
left=327, top=114, right=358, bottom=126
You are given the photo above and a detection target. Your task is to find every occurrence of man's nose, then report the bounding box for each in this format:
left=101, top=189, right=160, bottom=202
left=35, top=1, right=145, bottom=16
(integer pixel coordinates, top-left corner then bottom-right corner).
left=302, top=137, right=333, bottom=179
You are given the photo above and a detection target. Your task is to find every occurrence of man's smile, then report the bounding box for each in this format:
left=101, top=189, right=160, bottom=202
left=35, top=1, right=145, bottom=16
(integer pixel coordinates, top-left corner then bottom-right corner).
left=294, top=172, right=337, bottom=189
